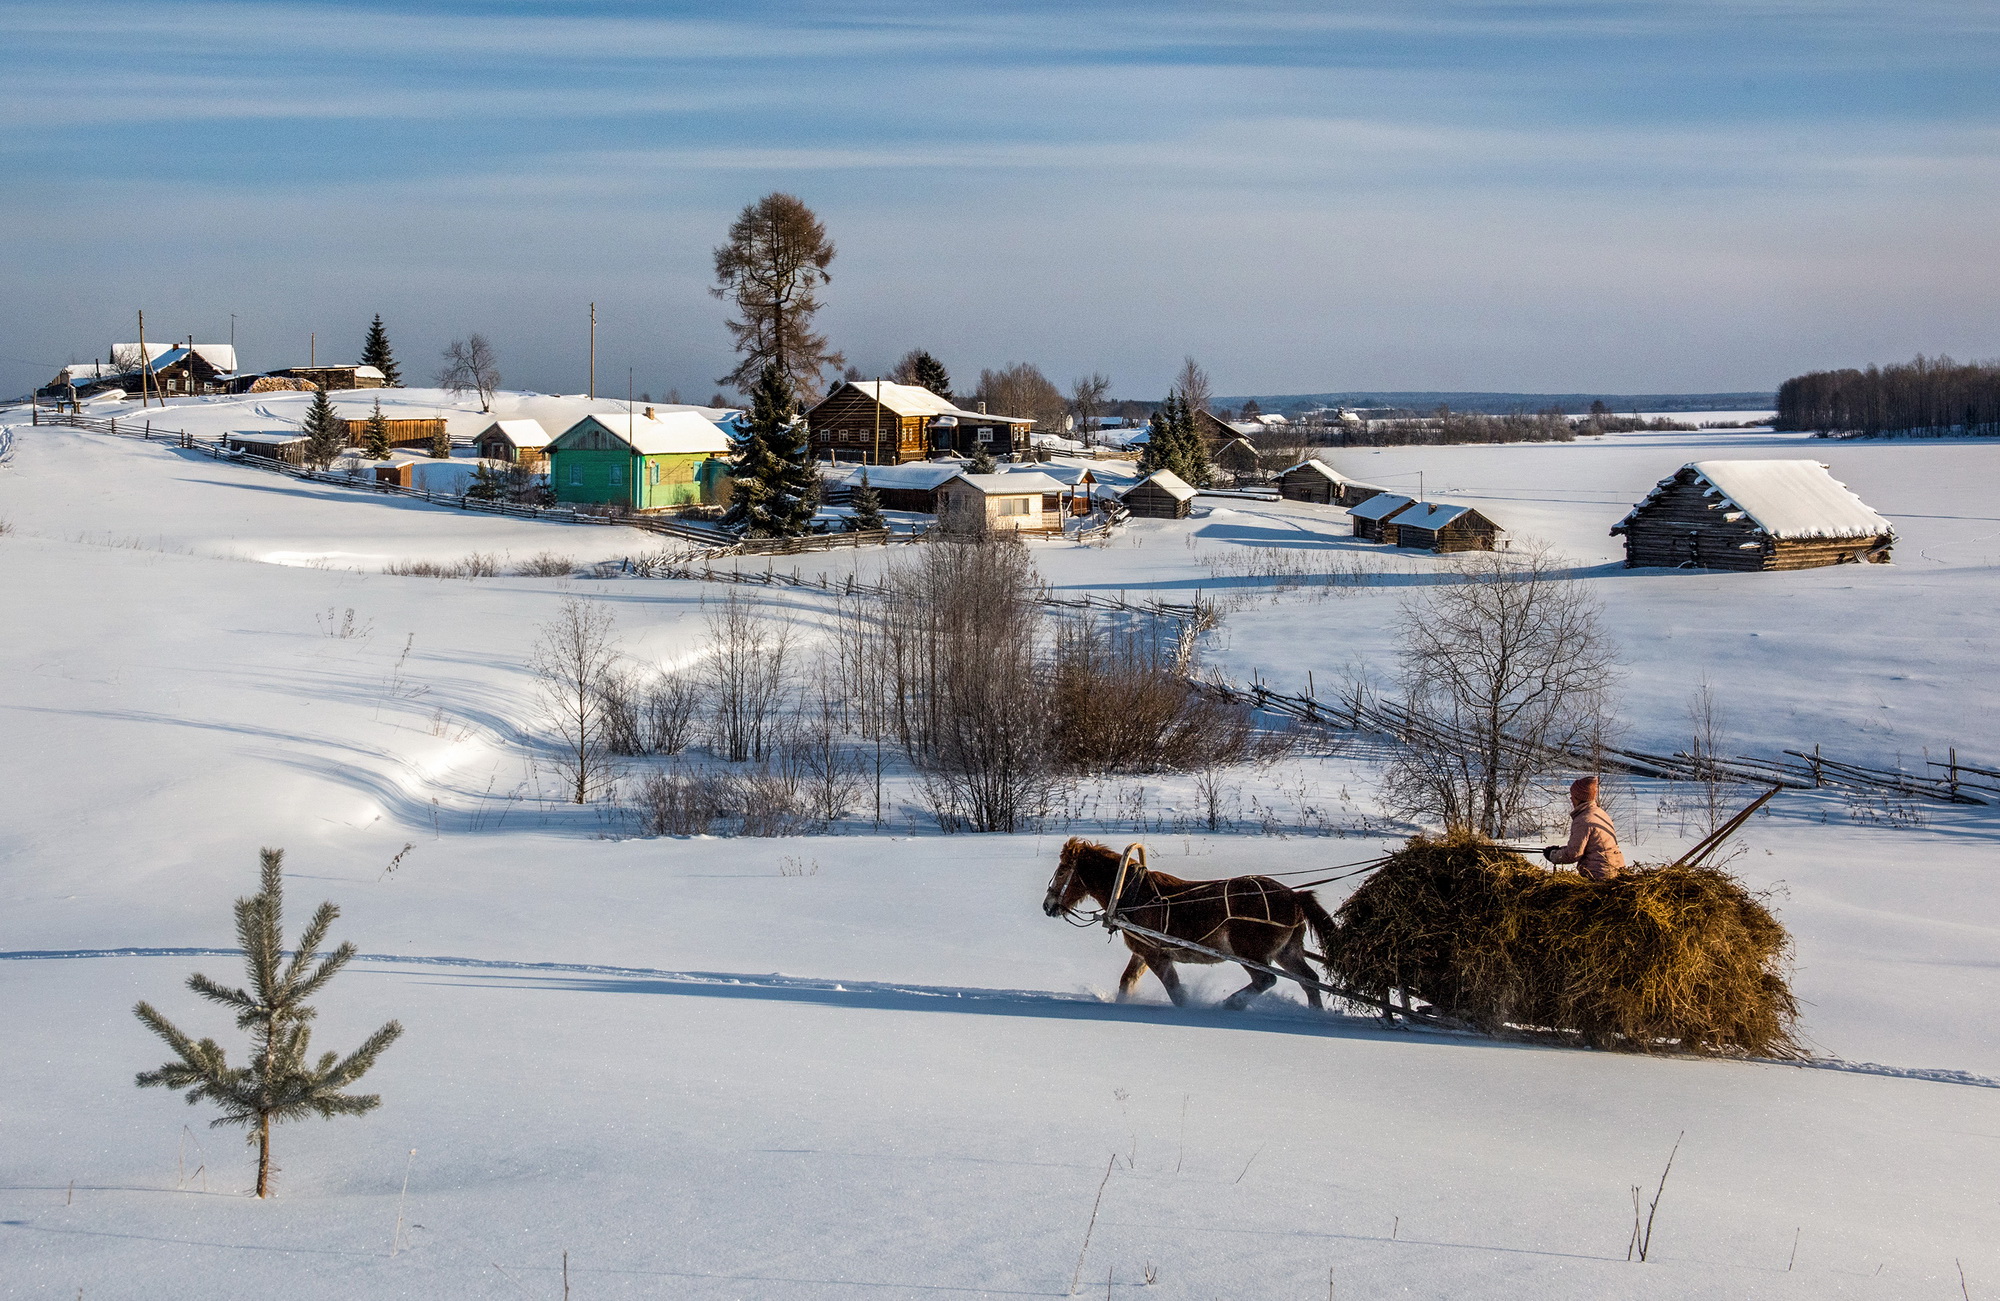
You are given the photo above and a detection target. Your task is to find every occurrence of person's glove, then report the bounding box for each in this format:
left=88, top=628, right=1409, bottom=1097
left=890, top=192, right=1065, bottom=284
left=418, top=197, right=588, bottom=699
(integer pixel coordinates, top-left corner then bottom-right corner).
left=1541, top=845, right=1564, bottom=861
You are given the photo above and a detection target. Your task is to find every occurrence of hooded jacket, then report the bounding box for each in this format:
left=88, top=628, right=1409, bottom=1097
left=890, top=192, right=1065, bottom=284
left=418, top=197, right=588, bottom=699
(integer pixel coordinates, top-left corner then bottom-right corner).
left=1549, top=776, right=1625, bottom=881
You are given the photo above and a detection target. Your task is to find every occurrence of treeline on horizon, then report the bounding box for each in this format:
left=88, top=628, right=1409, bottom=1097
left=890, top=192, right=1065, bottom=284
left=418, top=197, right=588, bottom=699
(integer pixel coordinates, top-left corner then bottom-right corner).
left=1775, top=355, right=2000, bottom=437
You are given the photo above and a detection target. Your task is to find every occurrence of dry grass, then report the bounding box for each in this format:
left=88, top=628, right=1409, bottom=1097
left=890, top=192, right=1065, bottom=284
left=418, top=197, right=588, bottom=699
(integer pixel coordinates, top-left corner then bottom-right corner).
left=382, top=552, right=500, bottom=578
left=1323, top=832, right=1800, bottom=1057
left=516, top=552, right=577, bottom=577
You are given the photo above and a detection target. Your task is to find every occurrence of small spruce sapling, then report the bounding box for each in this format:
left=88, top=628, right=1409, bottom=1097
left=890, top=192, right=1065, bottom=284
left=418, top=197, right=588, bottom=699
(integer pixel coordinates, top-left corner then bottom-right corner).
left=428, top=423, right=452, bottom=459
left=363, top=398, right=392, bottom=461
left=848, top=469, right=885, bottom=532
left=968, top=443, right=998, bottom=475
left=133, top=848, right=403, bottom=1198
left=299, top=387, right=347, bottom=469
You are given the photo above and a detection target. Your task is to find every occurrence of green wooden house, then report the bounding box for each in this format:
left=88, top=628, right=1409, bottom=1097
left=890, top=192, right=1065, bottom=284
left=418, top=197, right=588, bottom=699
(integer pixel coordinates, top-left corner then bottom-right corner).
left=547, top=410, right=733, bottom=511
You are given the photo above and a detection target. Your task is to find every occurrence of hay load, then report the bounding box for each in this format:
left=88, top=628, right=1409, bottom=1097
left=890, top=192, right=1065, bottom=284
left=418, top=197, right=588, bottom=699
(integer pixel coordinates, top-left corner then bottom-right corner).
left=1323, top=833, right=1801, bottom=1057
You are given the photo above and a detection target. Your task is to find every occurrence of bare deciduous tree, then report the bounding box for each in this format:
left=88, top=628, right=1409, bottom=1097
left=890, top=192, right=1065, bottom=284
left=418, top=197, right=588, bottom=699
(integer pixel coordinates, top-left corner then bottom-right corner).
left=712, top=192, right=844, bottom=402
left=532, top=596, right=621, bottom=803
left=1174, top=356, right=1213, bottom=417
left=974, top=362, right=1068, bottom=430
left=1383, top=548, right=1620, bottom=836
left=437, top=335, right=501, bottom=412
left=1070, top=373, right=1111, bottom=445
left=703, top=591, right=792, bottom=763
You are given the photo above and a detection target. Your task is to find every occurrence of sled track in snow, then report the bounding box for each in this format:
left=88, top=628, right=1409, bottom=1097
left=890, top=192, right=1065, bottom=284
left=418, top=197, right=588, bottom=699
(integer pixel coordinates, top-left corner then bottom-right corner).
left=4, top=946, right=1995, bottom=1089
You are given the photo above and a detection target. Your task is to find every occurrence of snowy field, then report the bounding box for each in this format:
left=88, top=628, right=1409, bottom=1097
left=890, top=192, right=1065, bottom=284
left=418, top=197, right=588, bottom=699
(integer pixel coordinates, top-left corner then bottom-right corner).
left=2, top=397, right=1997, bottom=1298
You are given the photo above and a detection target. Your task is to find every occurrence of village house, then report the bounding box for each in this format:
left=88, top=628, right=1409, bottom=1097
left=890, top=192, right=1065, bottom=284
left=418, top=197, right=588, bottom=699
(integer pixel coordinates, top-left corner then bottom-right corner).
left=546, top=409, right=732, bottom=512
left=937, top=471, right=1064, bottom=535
left=474, top=419, right=552, bottom=469
left=1389, top=502, right=1502, bottom=553
left=1350, top=492, right=1416, bottom=543
left=41, top=342, right=238, bottom=399
left=1120, top=469, right=1199, bottom=519
left=826, top=461, right=965, bottom=514
left=806, top=380, right=1034, bottom=464
left=1276, top=459, right=1384, bottom=507
left=1611, top=460, right=1894, bottom=570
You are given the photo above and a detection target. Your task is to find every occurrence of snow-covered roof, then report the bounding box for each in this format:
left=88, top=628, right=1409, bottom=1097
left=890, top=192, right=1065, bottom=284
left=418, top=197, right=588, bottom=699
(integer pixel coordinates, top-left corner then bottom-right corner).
left=478, top=419, right=551, bottom=450
left=1618, top=460, right=1892, bottom=540
left=1395, top=502, right=1490, bottom=532
left=1281, top=459, right=1357, bottom=484
left=354, top=364, right=385, bottom=380
left=1125, top=470, right=1198, bottom=502
left=948, top=471, right=1064, bottom=496
left=1013, top=462, right=1094, bottom=486
left=115, top=342, right=237, bottom=372
left=556, top=412, right=731, bottom=456
left=1349, top=493, right=1416, bottom=521
left=833, top=380, right=1034, bottom=425
left=226, top=431, right=305, bottom=446
left=833, top=462, right=962, bottom=491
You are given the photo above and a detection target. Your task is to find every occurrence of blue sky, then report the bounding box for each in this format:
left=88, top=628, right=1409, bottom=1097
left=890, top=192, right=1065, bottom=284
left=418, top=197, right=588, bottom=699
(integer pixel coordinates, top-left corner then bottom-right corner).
left=2, top=0, right=1995, bottom=400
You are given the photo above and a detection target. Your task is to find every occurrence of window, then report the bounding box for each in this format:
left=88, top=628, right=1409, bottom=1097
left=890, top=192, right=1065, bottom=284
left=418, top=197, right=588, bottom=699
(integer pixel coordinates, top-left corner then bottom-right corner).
left=609, top=464, right=624, bottom=486
left=976, top=426, right=994, bottom=443
left=998, top=497, right=1030, bottom=516
left=568, top=464, right=582, bottom=486
left=648, top=462, right=660, bottom=485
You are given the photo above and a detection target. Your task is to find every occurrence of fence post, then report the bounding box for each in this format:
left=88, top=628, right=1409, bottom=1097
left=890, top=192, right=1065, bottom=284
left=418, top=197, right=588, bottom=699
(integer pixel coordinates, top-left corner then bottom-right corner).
left=1810, top=745, right=1823, bottom=788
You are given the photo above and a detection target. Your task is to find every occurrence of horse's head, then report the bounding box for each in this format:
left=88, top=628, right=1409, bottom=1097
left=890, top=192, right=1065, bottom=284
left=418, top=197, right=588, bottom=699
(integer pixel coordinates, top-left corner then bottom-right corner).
left=1043, top=837, right=1105, bottom=917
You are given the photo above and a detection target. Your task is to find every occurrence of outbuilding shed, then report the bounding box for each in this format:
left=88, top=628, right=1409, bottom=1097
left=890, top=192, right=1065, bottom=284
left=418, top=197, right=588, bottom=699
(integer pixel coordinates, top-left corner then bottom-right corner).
left=1277, top=459, right=1384, bottom=507
left=349, top=416, right=450, bottom=451
left=475, top=419, right=552, bottom=468
left=1390, top=502, right=1501, bottom=553
left=1611, top=460, right=1894, bottom=571
left=1350, top=492, right=1416, bottom=543
left=827, top=461, right=964, bottom=514
left=1120, top=469, right=1199, bottom=519
left=225, top=431, right=306, bottom=464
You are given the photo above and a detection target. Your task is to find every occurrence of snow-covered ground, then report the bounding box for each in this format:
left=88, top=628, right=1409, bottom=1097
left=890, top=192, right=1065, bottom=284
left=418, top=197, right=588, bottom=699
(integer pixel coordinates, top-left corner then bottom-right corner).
left=1, top=398, right=1996, bottom=1298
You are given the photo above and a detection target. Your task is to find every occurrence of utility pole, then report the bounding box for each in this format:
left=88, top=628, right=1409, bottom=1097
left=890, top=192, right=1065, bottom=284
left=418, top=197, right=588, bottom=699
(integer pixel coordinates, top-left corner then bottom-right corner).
left=310, top=332, right=316, bottom=367
left=588, top=302, right=596, bottom=400
left=230, top=313, right=236, bottom=352
left=872, top=378, right=881, bottom=465
left=137, top=308, right=151, bottom=408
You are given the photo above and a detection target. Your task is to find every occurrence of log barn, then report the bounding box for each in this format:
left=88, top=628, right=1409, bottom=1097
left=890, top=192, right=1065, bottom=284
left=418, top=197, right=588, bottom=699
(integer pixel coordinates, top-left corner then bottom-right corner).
left=1277, top=458, right=1384, bottom=507
left=826, top=461, right=964, bottom=514
left=1120, top=469, right=1199, bottom=519
left=1390, top=502, right=1501, bottom=553
left=1213, top=437, right=1263, bottom=486
left=474, top=419, right=551, bottom=468
left=1611, top=460, right=1894, bottom=571
left=1349, top=492, right=1415, bottom=543
left=807, top=380, right=1033, bottom=464
left=350, top=416, right=450, bottom=451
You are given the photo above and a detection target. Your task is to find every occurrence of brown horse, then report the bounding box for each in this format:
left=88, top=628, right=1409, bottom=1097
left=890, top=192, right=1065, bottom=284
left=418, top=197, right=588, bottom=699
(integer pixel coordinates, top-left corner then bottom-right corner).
left=1043, top=837, right=1338, bottom=1010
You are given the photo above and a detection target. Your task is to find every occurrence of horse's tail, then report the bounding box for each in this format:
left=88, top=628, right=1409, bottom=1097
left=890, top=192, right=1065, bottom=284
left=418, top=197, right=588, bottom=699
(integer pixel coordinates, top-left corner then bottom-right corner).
left=1297, top=889, right=1341, bottom=976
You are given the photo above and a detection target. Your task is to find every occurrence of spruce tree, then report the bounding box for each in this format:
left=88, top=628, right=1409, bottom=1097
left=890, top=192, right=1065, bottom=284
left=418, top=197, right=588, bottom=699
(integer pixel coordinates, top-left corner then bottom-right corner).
left=362, top=398, right=392, bottom=460
left=300, top=387, right=346, bottom=469
left=134, top=848, right=403, bottom=1199
left=1170, top=392, right=1212, bottom=488
left=912, top=351, right=952, bottom=400
left=848, top=468, right=885, bottom=532
left=724, top=363, right=817, bottom=537
left=361, top=315, right=401, bottom=386
left=428, top=424, right=452, bottom=459
left=968, top=443, right=998, bottom=474
left=1138, top=393, right=1177, bottom=477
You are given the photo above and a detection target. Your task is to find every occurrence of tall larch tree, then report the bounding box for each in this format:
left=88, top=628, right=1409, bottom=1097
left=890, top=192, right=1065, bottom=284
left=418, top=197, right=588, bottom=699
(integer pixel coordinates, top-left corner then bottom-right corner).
left=361, top=315, right=401, bottom=386
left=712, top=193, right=844, bottom=403
left=134, top=848, right=403, bottom=1198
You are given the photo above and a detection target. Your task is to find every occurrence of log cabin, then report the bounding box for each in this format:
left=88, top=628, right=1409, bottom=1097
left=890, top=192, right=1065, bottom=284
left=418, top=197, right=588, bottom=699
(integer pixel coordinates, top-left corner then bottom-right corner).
left=1390, top=502, right=1501, bottom=553
left=1349, top=492, right=1416, bottom=543
left=349, top=417, right=450, bottom=451
left=1277, top=458, right=1384, bottom=507
left=807, top=380, right=1033, bottom=464
left=1120, top=469, right=1199, bottom=519
left=1611, top=460, right=1894, bottom=571
left=825, top=461, right=965, bottom=514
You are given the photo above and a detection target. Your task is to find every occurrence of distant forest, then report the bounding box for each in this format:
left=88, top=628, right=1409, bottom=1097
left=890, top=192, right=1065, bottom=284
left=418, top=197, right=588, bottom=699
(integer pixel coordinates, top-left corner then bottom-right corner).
left=1776, top=356, right=2000, bottom=437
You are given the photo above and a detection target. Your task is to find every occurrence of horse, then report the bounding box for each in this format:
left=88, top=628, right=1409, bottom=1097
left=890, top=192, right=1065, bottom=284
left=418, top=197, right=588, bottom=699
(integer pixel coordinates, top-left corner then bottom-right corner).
left=1043, top=837, right=1339, bottom=1010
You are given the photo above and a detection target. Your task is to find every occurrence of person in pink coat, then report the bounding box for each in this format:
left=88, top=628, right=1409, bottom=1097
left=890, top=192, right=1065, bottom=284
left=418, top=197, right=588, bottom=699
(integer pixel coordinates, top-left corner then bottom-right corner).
left=1543, top=776, right=1626, bottom=881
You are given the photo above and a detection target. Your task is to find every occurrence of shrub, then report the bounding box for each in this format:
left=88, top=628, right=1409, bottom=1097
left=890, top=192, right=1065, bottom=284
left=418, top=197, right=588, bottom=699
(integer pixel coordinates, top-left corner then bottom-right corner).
left=516, top=552, right=577, bottom=578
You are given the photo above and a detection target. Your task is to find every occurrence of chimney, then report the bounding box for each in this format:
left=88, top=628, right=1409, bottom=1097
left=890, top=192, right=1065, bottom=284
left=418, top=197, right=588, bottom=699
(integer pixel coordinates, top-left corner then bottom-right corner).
left=643, top=406, right=655, bottom=419
left=978, top=401, right=987, bottom=414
